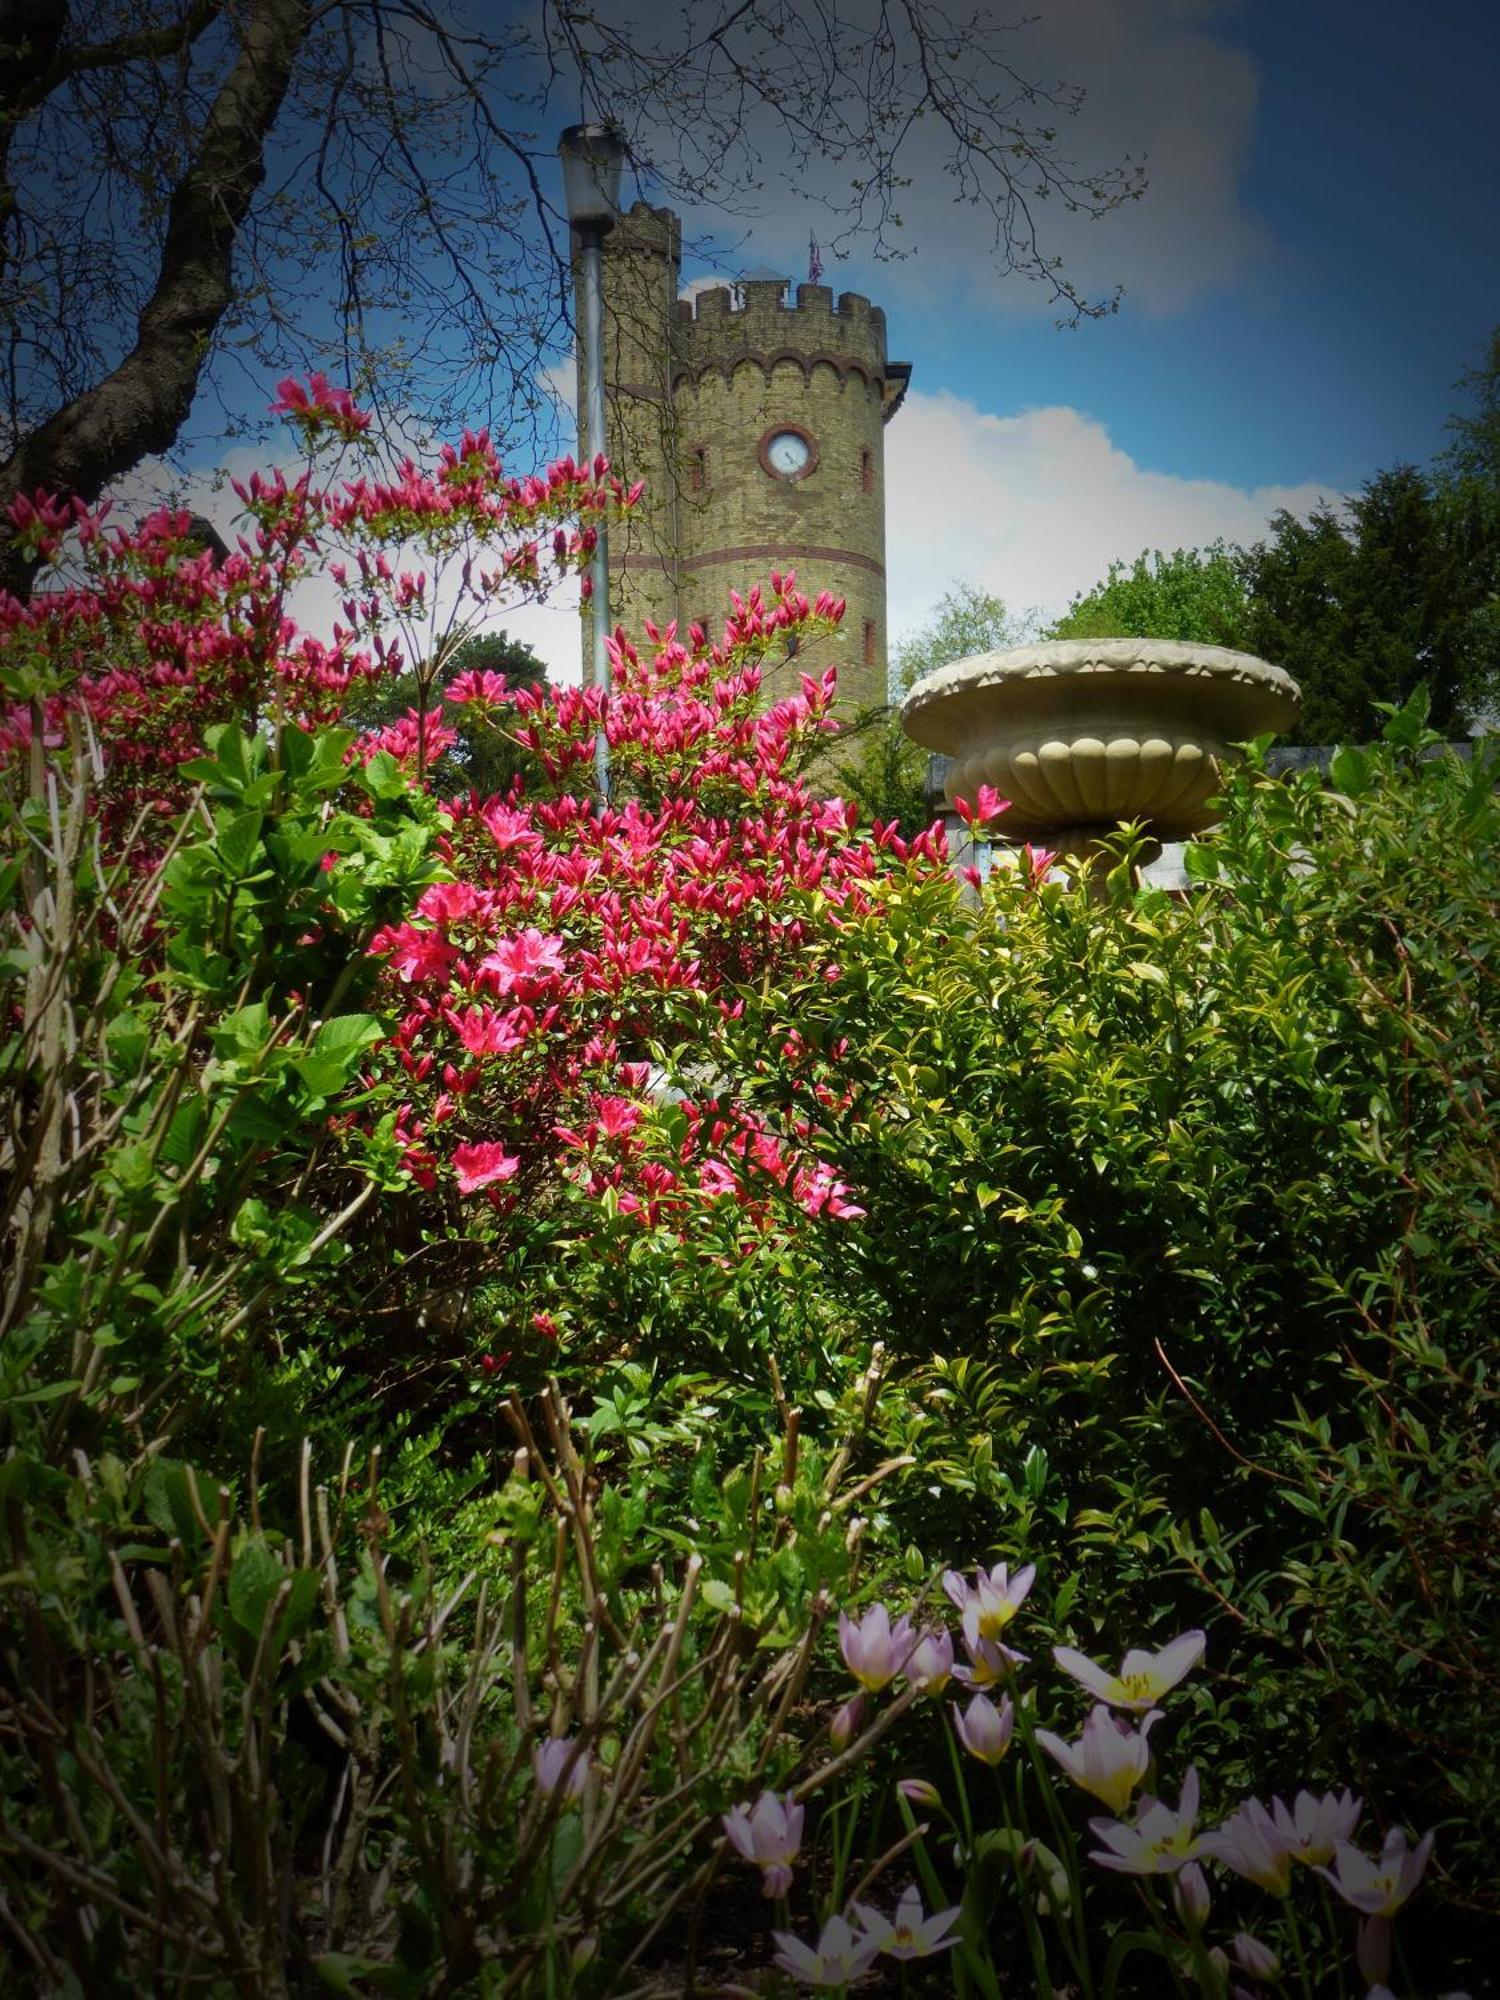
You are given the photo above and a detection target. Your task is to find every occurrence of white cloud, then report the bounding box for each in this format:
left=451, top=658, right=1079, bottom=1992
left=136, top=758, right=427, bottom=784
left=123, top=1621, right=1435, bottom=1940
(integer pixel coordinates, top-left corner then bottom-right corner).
left=667, top=0, right=1269, bottom=320
left=105, top=373, right=1339, bottom=697
left=885, top=387, right=1335, bottom=641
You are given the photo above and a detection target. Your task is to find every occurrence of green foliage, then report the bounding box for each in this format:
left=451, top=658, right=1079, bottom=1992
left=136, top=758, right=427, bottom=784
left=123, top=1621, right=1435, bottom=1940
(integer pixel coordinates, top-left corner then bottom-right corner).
left=0, top=1385, right=899, bottom=1994
left=344, top=629, right=550, bottom=799
left=890, top=583, right=1032, bottom=695
left=0, top=714, right=441, bottom=1464
left=837, top=585, right=1032, bottom=837
left=1045, top=542, right=1250, bottom=647
left=691, top=697, right=1500, bottom=1924
left=1439, top=323, right=1500, bottom=489
left=1239, top=467, right=1500, bottom=743
left=833, top=705, right=935, bottom=839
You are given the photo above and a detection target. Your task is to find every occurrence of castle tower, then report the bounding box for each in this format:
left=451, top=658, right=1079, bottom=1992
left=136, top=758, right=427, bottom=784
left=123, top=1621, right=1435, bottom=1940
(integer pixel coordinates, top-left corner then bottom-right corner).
left=585, top=203, right=910, bottom=713
left=578, top=203, right=683, bottom=645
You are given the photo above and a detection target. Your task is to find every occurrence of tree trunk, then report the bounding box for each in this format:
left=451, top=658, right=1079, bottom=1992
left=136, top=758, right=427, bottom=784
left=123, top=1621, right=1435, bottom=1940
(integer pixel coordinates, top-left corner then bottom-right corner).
left=0, top=0, right=312, bottom=599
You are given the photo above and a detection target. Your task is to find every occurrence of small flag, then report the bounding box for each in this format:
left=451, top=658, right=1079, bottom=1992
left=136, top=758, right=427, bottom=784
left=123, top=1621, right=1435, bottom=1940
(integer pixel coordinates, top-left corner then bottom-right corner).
left=809, top=234, right=823, bottom=283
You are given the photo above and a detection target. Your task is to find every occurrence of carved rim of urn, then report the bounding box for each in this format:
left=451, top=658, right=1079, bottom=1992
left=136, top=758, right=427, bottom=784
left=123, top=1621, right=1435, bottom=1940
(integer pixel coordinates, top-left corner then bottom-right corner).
left=900, top=638, right=1302, bottom=841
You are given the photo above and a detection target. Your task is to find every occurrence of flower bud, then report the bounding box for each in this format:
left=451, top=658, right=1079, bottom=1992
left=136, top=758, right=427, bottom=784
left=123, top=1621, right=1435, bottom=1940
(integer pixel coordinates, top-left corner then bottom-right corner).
left=1357, top=1915, right=1391, bottom=1985
left=897, top=1777, right=942, bottom=1809
left=1231, top=1933, right=1280, bottom=1980
left=829, top=1693, right=865, bottom=1751
left=1174, top=1861, right=1211, bottom=1933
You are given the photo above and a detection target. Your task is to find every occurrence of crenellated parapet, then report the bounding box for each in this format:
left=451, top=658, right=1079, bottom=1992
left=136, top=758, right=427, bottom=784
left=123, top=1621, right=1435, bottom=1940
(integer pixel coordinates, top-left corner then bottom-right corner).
left=672, top=280, right=891, bottom=399
left=583, top=204, right=909, bottom=712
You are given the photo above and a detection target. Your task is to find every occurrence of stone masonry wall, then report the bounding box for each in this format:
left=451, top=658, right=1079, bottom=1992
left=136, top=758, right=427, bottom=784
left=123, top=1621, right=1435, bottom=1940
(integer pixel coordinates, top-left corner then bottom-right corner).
left=585, top=204, right=904, bottom=716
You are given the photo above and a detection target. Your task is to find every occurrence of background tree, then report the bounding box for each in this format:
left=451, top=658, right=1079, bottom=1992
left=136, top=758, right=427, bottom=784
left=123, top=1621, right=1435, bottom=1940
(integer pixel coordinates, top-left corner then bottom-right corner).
left=889, top=581, right=1032, bottom=696
left=1440, top=324, right=1500, bottom=489
left=1239, top=467, right=1500, bottom=744
left=1041, top=333, right=1500, bottom=744
left=0, top=0, right=1145, bottom=596
left=344, top=628, right=549, bottom=797
left=839, top=584, right=1031, bottom=833
left=1044, top=541, right=1249, bottom=647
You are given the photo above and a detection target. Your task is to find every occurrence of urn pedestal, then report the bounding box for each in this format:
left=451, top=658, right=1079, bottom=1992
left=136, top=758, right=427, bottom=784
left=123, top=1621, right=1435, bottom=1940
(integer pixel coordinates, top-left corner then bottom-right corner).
left=900, top=638, right=1302, bottom=872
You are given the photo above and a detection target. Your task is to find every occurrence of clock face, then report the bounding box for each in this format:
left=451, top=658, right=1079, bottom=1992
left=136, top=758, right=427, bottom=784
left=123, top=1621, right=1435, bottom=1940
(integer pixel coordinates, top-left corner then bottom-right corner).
left=765, top=428, right=813, bottom=478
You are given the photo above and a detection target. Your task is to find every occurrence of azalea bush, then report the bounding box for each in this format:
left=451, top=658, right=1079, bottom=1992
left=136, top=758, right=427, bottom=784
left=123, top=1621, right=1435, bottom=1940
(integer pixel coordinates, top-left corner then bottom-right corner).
left=2, top=377, right=1496, bottom=1993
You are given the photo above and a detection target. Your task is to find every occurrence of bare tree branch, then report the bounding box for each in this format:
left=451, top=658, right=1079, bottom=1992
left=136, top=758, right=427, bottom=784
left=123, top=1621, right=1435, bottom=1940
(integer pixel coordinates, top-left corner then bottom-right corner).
left=0, top=0, right=1145, bottom=595
left=0, top=0, right=311, bottom=595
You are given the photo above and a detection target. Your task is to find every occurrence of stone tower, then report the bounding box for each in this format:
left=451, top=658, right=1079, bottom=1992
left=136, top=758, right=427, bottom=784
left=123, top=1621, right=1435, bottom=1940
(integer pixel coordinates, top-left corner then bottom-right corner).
left=578, top=203, right=910, bottom=711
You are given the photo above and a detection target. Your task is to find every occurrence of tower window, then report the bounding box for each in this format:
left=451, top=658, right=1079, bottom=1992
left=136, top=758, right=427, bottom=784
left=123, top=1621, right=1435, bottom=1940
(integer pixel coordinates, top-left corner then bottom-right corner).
left=860, top=447, right=874, bottom=494
left=688, top=445, right=707, bottom=492
left=863, top=620, right=877, bottom=667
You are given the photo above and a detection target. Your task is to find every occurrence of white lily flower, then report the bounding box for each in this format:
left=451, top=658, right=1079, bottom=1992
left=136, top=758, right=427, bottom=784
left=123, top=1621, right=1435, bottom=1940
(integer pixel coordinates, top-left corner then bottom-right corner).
left=771, top=1913, right=880, bottom=1986
left=1316, top=1825, right=1435, bottom=1916
left=1054, top=1629, right=1205, bottom=1711
left=1036, top=1703, right=1161, bottom=1815
left=1269, top=1787, right=1361, bottom=1866
left=853, top=1882, right=963, bottom=1961
left=1089, top=1767, right=1204, bottom=1875
left=723, top=1789, right=804, bottom=1898
left=1200, top=1796, right=1296, bottom=1895
left=942, top=1560, right=1036, bottom=1640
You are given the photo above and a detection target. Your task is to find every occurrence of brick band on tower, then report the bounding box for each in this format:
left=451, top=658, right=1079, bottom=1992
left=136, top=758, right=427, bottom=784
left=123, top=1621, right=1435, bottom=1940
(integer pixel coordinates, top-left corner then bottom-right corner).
left=577, top=202, right=909, bottom=713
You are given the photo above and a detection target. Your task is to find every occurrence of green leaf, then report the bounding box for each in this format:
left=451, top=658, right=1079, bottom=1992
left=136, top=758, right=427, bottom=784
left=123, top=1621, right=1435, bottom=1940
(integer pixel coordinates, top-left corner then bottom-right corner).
left=1328, top=745, right=1371, bottom=796
left=228, top=1532, right=286, bottom=1637
left=215, top=809, right=264, bottom=879
left=359, top=750, right=408, bottom=801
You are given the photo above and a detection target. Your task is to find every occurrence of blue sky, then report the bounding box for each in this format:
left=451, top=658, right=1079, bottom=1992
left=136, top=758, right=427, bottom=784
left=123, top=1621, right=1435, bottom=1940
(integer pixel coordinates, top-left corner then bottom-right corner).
left=979, top=0, right=1500, bottom=493
left=148, top=0, right=1499, bottom=674
left=642, top=0, right=1500, bottom=651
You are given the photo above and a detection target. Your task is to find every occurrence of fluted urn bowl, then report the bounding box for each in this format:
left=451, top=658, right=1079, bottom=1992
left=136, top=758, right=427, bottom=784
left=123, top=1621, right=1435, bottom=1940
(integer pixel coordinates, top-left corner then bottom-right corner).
left=900, top=638, right=1302, bottom=842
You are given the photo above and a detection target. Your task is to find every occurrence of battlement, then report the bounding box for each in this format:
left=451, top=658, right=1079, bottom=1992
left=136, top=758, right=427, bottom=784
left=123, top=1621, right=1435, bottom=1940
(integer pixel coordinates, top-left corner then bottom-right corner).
left=600, top=200, right=682, bottom=267
left=674, top=273, right=889, bottom=378
left=587, top=201, right=902, bottom=715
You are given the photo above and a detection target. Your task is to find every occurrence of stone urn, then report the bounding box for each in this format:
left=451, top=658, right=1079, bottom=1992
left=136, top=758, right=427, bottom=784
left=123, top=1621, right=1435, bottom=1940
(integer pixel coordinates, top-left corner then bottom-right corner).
left=900, top=638, right=1301, bottom=853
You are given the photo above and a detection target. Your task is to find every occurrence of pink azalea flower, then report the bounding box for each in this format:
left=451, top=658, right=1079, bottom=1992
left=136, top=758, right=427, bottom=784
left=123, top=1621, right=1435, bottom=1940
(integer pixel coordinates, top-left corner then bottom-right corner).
left=480, top=926, right=567, bottom=991
left=592, top=1094, right=641, bottom=1139
left=954, top=782, right=1008, bottom=827
left=452, top=1004, right=531, bottom=1056
left=451, top=1140, right=520, bottom=1193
